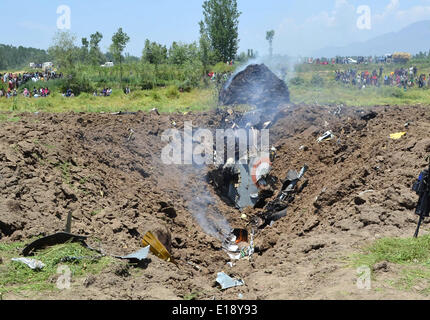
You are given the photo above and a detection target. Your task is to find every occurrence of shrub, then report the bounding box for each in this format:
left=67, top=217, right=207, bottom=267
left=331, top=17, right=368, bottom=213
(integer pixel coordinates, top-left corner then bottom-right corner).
left=178, top=80, right=193, bottom=92
left=166, top=85, right=179, bottom=99
left=141, top=80, right=154, bottom=90
left=150, top=91, right=161, bottom=101
left=311, top=74, right=325, bottom=87
left=289, top=77, right=306, bottom=86
left=58, top=73, right=94, bottom=96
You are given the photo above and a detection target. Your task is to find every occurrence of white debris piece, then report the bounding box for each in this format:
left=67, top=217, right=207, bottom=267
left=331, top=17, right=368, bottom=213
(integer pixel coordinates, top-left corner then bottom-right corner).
left=11, top=258, right=45, bottom=270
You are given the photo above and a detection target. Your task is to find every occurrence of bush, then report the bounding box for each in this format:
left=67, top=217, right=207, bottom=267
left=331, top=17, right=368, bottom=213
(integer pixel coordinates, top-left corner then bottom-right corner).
left=178, top=80, right=193, bottom=92
left=311, top=74, right=325, bottom=87
left=289, top=77, right=306, bottom=86
left=166, top=85, right=179, bottom=99
left=141, top=80, right=154, bottom=90
left=150, top=91, right=161, bottom=101
left=212, top=62, right=235, bottom=74
left=58, top=73, right=94, bottom=96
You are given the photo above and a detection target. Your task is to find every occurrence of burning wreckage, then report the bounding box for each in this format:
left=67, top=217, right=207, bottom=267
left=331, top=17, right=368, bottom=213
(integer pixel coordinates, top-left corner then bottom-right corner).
left=208, top=64, right=309, bottom=260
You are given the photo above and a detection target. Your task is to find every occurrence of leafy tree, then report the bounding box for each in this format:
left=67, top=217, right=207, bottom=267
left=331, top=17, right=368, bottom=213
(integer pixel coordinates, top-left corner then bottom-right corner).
left=201, top=0, right=241, bottom=62
left=110, top=28, right=130, bottom=88
left=80, top=37, right=89, bottom=63
left=199, top=20, right=215, bottom=76
left=142, top=39, right=168, bottom=65
left=89, top=32, right=105, bottom=65
left=168, top=41, right=198, bottom=65
left=266, top=30, right=275, bottom=57
left=124, top=53, right=140, bottom=63
left=0, top=44, right=50, bottom=70
left=48, top=31, right=79, bottom=71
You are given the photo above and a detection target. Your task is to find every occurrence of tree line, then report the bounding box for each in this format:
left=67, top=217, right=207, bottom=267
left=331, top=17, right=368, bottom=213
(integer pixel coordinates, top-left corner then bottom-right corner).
left=0, top=44, right=51, bottom=70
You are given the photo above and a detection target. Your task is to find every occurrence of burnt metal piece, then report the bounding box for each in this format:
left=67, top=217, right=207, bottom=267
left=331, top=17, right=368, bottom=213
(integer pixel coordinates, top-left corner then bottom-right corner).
left=22, top=232, right=88, bottom=257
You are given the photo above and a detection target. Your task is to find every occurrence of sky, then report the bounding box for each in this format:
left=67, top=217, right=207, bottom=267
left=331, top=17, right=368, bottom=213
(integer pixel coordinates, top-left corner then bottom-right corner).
left=1, top=0, right=430, bottom=57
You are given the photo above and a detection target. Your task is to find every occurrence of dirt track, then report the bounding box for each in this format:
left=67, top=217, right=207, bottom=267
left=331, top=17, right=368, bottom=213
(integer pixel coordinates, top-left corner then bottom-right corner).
left=1, top=104, right=430, bottom=300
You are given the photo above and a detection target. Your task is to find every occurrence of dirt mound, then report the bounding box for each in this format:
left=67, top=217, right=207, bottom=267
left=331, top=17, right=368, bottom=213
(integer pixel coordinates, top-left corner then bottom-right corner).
left=219, top=64, right=290, bottom=109
left=1, top=104, right=429, bottom=300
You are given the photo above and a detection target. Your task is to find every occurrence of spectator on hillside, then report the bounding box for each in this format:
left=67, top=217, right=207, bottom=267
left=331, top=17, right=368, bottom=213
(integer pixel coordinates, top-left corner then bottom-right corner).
left=64, top=88, right=73, bottom=97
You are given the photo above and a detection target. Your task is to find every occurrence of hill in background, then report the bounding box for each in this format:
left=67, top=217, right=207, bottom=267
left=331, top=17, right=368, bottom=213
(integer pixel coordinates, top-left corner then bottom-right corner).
left=314, top=20, right=430, bottom=57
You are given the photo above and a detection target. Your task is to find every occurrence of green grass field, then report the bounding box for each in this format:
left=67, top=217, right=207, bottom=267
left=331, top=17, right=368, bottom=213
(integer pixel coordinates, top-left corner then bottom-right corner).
left=0, top=86, right=218, bottom=114
left=0, top=240, right=113, bottom=297
left=351, top=234, right=430, bottom=294
left=2, top=60, right=430, bottom=115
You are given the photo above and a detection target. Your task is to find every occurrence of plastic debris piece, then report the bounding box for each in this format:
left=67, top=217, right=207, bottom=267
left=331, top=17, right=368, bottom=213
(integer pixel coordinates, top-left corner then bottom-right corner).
left=390, top=132, right=407, bottom=140
left=216, top=272, right=245, bottom=290
left=11, top=258, right=45, bottom=270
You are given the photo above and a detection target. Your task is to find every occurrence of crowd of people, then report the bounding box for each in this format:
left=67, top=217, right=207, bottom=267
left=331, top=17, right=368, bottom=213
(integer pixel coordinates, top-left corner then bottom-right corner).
left=0, top=71, right=62, bottom=99
left=93, top=88, right=113, bottom=97
left=207, top=71, right=234, bottom=87
left=0, top=88, right=17, bottom=98
left=0, top=86, right=52, bottom=99
left=334, top=66, right=430, bottom=89
left=1, top=71, right=62, bottom=90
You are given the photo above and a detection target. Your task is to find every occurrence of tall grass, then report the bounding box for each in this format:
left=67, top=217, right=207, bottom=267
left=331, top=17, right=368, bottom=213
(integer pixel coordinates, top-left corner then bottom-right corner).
left=0, top=86, right=218, bottom=113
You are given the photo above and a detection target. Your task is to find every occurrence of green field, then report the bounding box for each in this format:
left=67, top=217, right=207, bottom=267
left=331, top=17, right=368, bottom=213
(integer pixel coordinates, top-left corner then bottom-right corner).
left=0, top=86, right=218, bottom=114
left=288, top=60, right=430, bottom=106
left=1, top=60, right=430, bottom=114
left=352, top=234, right=430, bottom=294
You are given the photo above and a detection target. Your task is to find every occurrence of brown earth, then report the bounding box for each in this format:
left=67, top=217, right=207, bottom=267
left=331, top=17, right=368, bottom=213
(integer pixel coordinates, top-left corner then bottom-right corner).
left=1, top=104, right=430, bottom=300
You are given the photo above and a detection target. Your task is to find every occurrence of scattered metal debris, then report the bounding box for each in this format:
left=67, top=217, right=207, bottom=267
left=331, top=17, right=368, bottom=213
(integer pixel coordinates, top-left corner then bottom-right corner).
left=258, top=165, right=308, bottom=228
left=317, top=131, right=335, bottom=143
left=22, top=212, right=95, bottom=257
left=117, top=246, right=150, bottom=263
left=110, top=111, right=138, bottom=115
left=128, top=128, right=135, bottom=141
left=390, top=132, right=407, bottom=140
left=223, top=229, right=255, bottom=260
left=278, top=165, right=308, bottom=201
left=150, top=108, right=160, bottom=115
left=142, top=231, right=176, bottom=265
left=23, top=232, right=89, bottom=257
left=11, top=258, right=45, bottom=270
left=216, top=272, right=245, bottom=290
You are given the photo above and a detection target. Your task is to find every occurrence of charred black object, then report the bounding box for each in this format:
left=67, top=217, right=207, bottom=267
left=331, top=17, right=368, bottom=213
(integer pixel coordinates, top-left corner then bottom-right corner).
left=219, top=64, right=290, bottom=109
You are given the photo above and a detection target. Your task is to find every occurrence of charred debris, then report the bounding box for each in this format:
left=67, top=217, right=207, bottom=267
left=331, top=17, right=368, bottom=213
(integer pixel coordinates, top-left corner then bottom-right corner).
left=210, top=64, right=308, bottom=233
